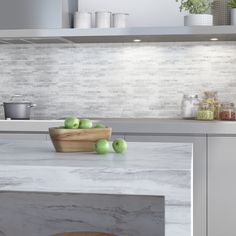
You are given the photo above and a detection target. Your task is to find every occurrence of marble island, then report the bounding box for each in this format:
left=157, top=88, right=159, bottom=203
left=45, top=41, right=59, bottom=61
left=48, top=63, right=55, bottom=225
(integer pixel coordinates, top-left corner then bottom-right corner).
left=0, top=140, right=192, bottom=236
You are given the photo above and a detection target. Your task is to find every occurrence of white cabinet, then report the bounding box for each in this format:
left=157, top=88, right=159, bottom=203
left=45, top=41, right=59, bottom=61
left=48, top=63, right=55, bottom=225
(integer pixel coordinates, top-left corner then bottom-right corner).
left=0, top=0, right=77, bottom=29
left=208, top=136, right=236, bottom=236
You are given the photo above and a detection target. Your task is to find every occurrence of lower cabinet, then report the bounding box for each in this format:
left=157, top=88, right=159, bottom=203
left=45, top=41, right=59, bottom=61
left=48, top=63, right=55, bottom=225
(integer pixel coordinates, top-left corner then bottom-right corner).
left=208, top=136, right=236, bottom=236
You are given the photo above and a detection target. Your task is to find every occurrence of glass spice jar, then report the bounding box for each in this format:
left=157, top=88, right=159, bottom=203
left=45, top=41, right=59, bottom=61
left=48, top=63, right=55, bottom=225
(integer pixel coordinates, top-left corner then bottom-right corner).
left=203, top=91, right=220, bottom=119
left=219, top=102, right=236, bottom=121
left=181, top=94, right=199, bottom=119
left=197, top=102, right=214, bottom=120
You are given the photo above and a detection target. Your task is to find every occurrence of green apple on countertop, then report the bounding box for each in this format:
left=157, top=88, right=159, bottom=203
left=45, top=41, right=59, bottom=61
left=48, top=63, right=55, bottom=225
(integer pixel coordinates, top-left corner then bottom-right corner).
left=95, top=139, right=110, bottom=154
left=61, top=117, right=128, bottom=154
left=64, top=117, right=80, bottom=129
left=79, top=119, right=93, bottom=129
left=112, top=139, right=128, bottom=153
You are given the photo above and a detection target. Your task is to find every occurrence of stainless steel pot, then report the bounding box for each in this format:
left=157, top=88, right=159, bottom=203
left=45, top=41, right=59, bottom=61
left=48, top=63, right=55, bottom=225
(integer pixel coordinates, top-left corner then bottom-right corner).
left=2, top=102, right=36, bottom=120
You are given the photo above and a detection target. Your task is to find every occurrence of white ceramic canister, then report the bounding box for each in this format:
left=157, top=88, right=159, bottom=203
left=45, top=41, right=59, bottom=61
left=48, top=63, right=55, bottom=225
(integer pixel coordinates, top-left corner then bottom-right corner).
left=231, top=9, right=236, bottom=25
left=112, top=13, right=129, bottom=28
left=95, top=11, right=111, bottom=28
left=74, top=12, right=92, bottom=28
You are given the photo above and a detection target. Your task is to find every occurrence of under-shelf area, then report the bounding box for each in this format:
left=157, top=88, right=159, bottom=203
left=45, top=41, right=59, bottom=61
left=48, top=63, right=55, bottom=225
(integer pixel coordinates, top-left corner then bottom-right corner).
left=0, top=25, right=236, bottom=44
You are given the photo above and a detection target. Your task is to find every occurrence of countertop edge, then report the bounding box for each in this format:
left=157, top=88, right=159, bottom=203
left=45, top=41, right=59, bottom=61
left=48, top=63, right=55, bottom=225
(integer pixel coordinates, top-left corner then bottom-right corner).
left=0, top=119, right=236, bottom=135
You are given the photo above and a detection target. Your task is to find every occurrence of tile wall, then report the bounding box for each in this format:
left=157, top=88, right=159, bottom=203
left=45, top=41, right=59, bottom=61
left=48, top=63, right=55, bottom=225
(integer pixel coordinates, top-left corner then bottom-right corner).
left=0, top=42, right=235, bottom=119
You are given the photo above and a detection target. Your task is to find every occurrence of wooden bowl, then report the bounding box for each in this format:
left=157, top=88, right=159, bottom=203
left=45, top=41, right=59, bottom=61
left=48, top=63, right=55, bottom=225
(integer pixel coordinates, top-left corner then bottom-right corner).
left=49, top=127, right=112, bottom=153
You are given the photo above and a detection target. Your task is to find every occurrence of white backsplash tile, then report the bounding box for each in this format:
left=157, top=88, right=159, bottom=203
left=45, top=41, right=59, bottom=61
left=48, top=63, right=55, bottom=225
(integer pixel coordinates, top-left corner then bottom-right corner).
left=0, top=42, right=235, bottom=119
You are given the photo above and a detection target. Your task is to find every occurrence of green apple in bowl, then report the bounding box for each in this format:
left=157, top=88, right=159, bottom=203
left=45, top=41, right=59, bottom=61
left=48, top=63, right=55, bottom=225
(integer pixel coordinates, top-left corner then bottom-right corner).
left=64, top=117, right=80, bottom=129
left=112, top=139, right=128, bottom=153
left=95, top=139, right=110, bottom=154
left=94, top=123, right=106, bottom=128
left=79, top=119, right=93, bottom=129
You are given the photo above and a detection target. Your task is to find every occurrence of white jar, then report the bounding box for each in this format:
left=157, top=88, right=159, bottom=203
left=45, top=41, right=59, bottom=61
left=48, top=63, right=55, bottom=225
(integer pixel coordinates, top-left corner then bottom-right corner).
left=74, top=12, right=92, bottom=29
left=112, top=13, right=129, bottom=28
left=231, top=9, right=236, bottom=25
left=95, top=11, right=111, bottom=28
left=181, top=94, right=199, bottom=119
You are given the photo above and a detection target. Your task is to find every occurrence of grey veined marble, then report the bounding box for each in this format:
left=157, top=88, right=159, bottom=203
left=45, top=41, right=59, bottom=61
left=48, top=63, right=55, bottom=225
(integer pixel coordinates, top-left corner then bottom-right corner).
left=0, top=192, right=165, bottom=236
left=0, top=140, right=192, bottom=236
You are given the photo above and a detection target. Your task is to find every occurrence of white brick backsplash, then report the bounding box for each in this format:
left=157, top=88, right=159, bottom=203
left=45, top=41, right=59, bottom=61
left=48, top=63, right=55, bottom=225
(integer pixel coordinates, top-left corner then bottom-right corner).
left=0, top=42, right=235, bottom=119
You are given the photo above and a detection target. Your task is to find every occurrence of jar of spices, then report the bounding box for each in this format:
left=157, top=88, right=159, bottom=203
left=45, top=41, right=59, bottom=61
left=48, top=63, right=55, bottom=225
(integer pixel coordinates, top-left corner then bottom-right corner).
left=181, top=94, right=199, bottom=119
left=197, top=102, right=214, bottom=120
left=203, top=91, right=220, bottom=119
left=219, top=102, right=236, bottom=121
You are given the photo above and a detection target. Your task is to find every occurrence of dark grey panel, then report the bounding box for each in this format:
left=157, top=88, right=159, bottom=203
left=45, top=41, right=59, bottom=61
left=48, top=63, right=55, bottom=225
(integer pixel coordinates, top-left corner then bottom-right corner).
left=0, top=191, right=165, bottom=236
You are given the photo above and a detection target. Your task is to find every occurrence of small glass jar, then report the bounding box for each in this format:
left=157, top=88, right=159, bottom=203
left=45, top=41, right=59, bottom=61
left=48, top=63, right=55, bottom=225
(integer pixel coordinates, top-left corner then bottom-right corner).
left=197, top=102, right=214, bottom=120
left=181, top=94, right=199, bottom=119
left=203, top=91, right=219, bottom=119
left=219, top=102, right=236, bottom=121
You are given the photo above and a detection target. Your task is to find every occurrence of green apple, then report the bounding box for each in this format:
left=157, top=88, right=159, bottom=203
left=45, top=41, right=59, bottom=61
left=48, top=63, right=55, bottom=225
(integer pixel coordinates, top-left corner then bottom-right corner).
left=79, top=119, right=93, bottom=129
left=64, top=117, right=80, bottom=129
left=94, top=123, right=106, bottom=128
left=112, top=139, right=128, bottom=153
left=95, top=139, right=110, bottom=154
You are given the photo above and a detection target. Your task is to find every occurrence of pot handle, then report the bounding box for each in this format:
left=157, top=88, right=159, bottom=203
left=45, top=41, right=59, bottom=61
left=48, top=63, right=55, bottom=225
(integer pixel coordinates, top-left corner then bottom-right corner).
left=28, top=104, right=37, bottom=108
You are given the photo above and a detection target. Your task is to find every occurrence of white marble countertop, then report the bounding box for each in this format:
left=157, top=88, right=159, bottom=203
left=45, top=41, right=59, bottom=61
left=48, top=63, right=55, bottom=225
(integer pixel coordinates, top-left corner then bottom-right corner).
left=0, top=140, right=192, bottom=236
left=0, top=140, right=191, bottom=197
left=0, top=118, right=236, bottom=134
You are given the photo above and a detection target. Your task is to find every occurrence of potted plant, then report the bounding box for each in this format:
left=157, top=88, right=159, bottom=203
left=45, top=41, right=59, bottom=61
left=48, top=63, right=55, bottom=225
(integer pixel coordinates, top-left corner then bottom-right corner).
left=229, top=0, right=236, bottom=25
left=176, top=0, right=213, bottom=26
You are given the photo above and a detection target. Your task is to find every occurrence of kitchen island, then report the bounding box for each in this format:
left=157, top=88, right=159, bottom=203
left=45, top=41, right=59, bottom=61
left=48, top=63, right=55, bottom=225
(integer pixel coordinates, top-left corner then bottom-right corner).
left=0, top=140, right=192, bottom=236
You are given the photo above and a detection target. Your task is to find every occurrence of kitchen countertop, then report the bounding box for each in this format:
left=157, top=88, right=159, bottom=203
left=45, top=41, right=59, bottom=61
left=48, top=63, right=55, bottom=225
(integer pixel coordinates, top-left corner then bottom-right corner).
left=0, top=118, right=236, bottom=134
left=0, top=140, right=192, bottom=236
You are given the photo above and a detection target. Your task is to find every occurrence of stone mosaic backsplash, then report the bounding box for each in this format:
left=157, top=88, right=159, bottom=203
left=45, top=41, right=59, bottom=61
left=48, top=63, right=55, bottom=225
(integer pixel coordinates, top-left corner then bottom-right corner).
left=0, top=42, right=236, bottom=119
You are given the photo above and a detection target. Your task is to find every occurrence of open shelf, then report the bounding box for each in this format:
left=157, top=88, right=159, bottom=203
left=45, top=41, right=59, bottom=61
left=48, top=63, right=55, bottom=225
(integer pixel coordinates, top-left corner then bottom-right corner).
left=0, top=26, right=236, bottom=44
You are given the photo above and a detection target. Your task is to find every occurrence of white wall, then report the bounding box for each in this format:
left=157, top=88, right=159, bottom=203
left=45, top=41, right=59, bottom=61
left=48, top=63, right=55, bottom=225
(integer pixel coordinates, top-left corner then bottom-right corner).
left=79, top=0, right=187, bottom=27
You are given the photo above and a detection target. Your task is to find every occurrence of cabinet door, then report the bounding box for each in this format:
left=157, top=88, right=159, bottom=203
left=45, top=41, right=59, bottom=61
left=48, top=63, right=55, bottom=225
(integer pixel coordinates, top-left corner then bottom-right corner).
left=125, top=134, right=207, bottom=236
left=208, top=136, right=236, bottom=236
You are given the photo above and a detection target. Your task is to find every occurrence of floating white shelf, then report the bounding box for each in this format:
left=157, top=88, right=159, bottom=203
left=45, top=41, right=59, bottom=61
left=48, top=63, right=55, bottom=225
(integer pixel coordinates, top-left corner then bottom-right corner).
left=0, top=26, right=236, bottom=44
